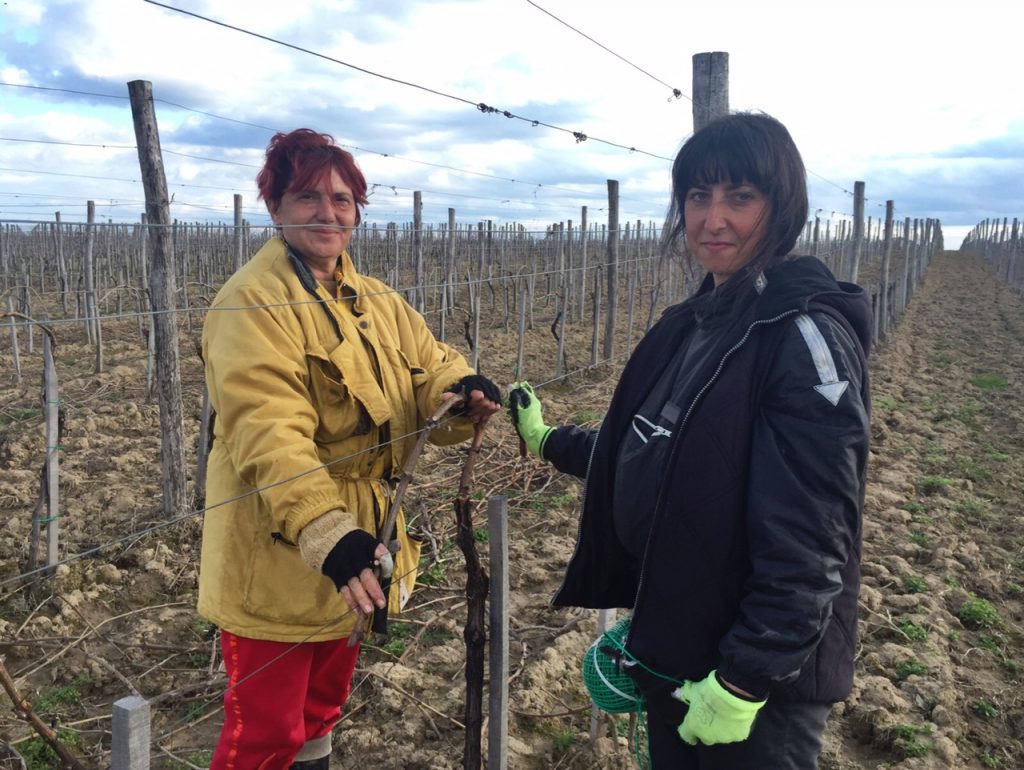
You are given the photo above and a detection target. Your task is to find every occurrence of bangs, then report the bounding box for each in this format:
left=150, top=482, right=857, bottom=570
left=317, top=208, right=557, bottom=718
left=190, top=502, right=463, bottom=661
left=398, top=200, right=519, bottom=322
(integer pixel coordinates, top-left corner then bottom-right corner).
left=681, top=131, right=772, bottom=193
left=287, top=149, right=340, bottom=193
left=284, top=147, right=369, bottom=205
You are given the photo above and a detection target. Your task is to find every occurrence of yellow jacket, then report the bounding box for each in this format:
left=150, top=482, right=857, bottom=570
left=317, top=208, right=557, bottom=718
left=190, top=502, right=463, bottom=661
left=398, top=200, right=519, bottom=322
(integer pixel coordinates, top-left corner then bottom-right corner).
left=198, top=237, right=475, bottom=641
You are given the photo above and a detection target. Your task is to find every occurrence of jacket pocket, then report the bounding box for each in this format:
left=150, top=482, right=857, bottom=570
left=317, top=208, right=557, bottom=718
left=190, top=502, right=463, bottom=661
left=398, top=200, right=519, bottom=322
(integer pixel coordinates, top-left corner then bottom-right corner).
left=394, top=347, right=429, bottom=386
left=306, top=346, right=370, bottom=442
left=385, top=345, right=430, bottom=405
left=242, top=526, right=349, bottom=628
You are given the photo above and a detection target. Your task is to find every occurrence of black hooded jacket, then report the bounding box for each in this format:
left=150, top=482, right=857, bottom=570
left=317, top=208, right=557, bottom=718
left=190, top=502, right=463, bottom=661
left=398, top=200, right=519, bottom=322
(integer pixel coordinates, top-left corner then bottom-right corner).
left=545, top=256, right=871, bottom=703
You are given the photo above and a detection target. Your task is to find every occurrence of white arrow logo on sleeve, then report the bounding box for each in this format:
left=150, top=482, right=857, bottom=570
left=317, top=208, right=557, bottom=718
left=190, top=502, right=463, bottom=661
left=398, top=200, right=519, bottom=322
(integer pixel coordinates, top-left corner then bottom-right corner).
left=794, top=314, right=849, bottom=406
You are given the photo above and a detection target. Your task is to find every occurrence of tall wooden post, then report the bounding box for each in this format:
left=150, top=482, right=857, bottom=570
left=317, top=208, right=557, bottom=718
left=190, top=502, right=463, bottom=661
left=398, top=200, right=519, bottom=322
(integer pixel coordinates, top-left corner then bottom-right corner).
left=128, top=79, right=187, bottom=518
left=848, top=182, right=865, bottom=283
left=900, top=216, right=912, bottom=313
left=1010, top=218, right=1020, bottom=288
left=233, top=194, right=244, bottom=271
left=603, top=181, right=619, bottom=361
left=83, top=201, right=98, bottom=346
left=54, top=212, right=68, bottom=314
left=472, top=220, right=484, bottom=371
left=0, top=223, right=7, bottom=292
left=43, top=332, right=60, bottom=569
left=692, top=52, right=729, bottom=131
left=413, top=191, right=424, bottom=313
left=578, top=206, right=588, bottom=322
left=443, top=208, right=456, bottom=341
left=878, top=200, right=894, bottom=342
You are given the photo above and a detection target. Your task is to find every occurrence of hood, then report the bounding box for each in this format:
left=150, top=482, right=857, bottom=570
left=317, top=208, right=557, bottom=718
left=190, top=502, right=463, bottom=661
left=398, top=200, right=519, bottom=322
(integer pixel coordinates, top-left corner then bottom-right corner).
left=657, top=256, right=873, bottom=357
left=759, top=256, right=873, bottom=357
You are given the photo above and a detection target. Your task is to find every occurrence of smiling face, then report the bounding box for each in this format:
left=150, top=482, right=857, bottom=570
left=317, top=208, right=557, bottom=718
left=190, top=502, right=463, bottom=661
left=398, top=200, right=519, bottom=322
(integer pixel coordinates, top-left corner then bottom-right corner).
left=684, top=181, right=770, bottom=287
left=269, top=168, right=358, bottom=280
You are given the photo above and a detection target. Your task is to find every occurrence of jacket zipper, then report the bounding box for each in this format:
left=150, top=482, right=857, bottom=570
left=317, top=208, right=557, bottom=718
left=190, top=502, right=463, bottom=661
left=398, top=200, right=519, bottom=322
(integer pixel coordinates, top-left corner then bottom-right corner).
left=624, top=309, right=799, bottom=649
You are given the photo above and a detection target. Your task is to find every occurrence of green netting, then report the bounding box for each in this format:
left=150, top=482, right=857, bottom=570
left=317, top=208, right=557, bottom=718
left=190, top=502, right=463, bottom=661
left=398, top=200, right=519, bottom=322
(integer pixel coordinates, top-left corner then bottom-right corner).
left=583, top=615, right=683, bottom=768
left=582, top=615, right=643, bottom=714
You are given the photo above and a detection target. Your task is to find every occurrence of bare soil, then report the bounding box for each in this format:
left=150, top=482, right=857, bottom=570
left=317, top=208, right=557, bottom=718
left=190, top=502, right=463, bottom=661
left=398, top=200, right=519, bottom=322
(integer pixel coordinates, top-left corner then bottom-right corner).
left=1, top=250, right=1022, bottom=769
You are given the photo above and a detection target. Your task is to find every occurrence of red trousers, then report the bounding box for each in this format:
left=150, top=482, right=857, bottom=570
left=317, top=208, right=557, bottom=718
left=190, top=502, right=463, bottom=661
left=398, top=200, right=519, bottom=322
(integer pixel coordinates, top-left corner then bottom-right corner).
left=210, top=630, right=360, bottom=770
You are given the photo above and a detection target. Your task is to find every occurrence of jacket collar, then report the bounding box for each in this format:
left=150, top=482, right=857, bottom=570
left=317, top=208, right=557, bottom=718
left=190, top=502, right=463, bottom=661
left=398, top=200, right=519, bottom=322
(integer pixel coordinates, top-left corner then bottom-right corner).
left=282, top=238, right=369, bottom=315
left=670, top=256, right=872, bottom=352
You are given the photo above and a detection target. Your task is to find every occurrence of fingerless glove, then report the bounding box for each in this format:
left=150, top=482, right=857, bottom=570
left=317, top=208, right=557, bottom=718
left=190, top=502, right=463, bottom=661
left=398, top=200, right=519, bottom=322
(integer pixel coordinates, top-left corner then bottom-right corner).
left=445, top=374, right=502, bottom=412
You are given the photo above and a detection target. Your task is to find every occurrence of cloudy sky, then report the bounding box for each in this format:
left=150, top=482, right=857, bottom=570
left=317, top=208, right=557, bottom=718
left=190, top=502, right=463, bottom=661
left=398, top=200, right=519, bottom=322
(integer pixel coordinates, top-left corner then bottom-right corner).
left=2, top=0, right=1022, bottom=249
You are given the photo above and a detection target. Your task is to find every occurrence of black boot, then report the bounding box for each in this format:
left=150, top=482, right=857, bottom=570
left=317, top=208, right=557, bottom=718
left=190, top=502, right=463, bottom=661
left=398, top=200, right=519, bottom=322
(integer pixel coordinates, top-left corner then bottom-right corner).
left=289, top=757, right=329, bottom=770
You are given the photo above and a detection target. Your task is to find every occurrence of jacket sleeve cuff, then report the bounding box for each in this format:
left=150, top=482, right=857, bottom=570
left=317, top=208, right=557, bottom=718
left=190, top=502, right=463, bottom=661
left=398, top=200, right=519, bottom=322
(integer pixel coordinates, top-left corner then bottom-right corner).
left=715, top=664, right=771, bottom=701
left=540, top=424, right=594, bottom=478
left=297, top=509, right=357, bottom=573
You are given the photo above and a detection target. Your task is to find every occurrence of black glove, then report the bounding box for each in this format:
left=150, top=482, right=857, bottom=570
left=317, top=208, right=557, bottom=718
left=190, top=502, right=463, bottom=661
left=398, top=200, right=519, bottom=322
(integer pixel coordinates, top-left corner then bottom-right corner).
left=445, top=374, right=502, bottom=414
left=320, top=529, right=381, bottom=591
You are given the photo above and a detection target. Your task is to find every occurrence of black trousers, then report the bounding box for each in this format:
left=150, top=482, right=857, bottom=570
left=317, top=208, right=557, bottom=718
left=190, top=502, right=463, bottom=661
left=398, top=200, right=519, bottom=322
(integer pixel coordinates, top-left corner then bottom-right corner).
left=644, top=691, right=832, bottom=769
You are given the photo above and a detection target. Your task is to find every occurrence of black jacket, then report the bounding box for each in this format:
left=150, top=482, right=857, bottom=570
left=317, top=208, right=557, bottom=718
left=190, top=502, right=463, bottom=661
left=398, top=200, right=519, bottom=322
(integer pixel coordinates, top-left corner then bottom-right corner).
left=545, top=257, right=871, bottom=703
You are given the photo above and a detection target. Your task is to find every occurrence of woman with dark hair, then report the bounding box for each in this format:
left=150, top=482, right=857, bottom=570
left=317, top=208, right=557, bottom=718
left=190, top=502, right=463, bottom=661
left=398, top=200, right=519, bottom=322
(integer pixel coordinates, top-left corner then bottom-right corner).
left=509, top=112, right=870, bottom=768
left=199, top=128, right=500, bottom=769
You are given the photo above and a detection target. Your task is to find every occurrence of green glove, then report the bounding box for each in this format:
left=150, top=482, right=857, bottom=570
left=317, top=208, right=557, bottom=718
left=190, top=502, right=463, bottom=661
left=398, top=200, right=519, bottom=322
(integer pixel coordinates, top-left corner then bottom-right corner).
left=673, top=671, right=766, bottom=746
left=507, top=381, right=554, bottom=460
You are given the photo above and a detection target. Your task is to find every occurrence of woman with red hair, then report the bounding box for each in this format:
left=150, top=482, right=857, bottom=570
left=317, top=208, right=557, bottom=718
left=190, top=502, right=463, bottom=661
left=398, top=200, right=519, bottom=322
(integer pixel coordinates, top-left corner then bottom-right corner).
left=199, top=128, right=501, bottom=769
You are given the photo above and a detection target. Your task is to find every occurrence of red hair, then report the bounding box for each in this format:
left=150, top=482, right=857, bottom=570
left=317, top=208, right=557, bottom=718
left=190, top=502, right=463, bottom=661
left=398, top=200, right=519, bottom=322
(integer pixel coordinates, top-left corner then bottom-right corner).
left=256, top=129, right=368, bottom=219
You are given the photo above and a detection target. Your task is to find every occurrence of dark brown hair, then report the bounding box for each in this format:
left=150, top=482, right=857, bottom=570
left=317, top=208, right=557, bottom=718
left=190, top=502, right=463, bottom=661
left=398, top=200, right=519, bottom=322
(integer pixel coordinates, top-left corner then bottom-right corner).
left=663, top=112, right=808, bottom=289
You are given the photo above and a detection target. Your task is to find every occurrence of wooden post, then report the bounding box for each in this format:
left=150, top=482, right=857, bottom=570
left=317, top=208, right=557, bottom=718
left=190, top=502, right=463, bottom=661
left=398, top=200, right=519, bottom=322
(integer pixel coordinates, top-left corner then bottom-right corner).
left=233, top=194, right=244, bottom=271
left=1010, top=218, right=1020, bottom=289
left=603, top=181, right=619, bottom=361
left=515, top=277, right=527, bottom=379
left=83, top=201, right=98, bottom=346
left=485, top=220, right=495, bottom=312
left=878, top=201, right=894, bottom=342
left=44, top=333, right=60, bottom=570
left=5, top=296, right=20, bottom=384
left=578, top=206, right=588, bottom=323
left=413, top=191, right=424, bottom=313
left=180, top=221, right=193, bottom=334
left=88, top=203, right=105, bottom=373
left=900, top=216, right=911, bottom=316
left=54, top=212, right=68, bottom=314
left=128, top=79, right=187, bottom=518
left=111, top=695, right=150, bottom=770
left=848, top=182, right=865, bottom=283
left=565, top=219, right=574, bottom=321
left=441, top=208, right=455, bottom=342
left=487, top=496, right=509, bottom=770
left=591, top=268, right=601, bottom=366
left=136, top=214, right=148, bottom=343
left=472, top=221, right=484, bottom=371
left=555, top=224, right=567, bottom=378
left=692, top=52, right=729, bottom=131
left=17, top=280, right=32, bottom=355
left=910, top=218, right=920, bottom=298
left=195, top=384, right=213, bottom=512
left=0, top=223, right=7, bottom=292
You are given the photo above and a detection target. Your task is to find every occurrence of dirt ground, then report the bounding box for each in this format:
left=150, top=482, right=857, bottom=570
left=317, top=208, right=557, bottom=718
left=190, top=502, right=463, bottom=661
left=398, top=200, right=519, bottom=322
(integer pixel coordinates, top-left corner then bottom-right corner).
left=0, top=249, right=1022, bottom=769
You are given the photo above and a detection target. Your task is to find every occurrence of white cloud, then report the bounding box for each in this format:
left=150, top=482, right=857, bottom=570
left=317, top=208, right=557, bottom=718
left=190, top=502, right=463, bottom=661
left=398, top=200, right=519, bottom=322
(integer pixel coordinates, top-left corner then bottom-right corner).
left=1, top=0, right=1022, bottom=246
left=4, top=0, right=46, bottom=25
